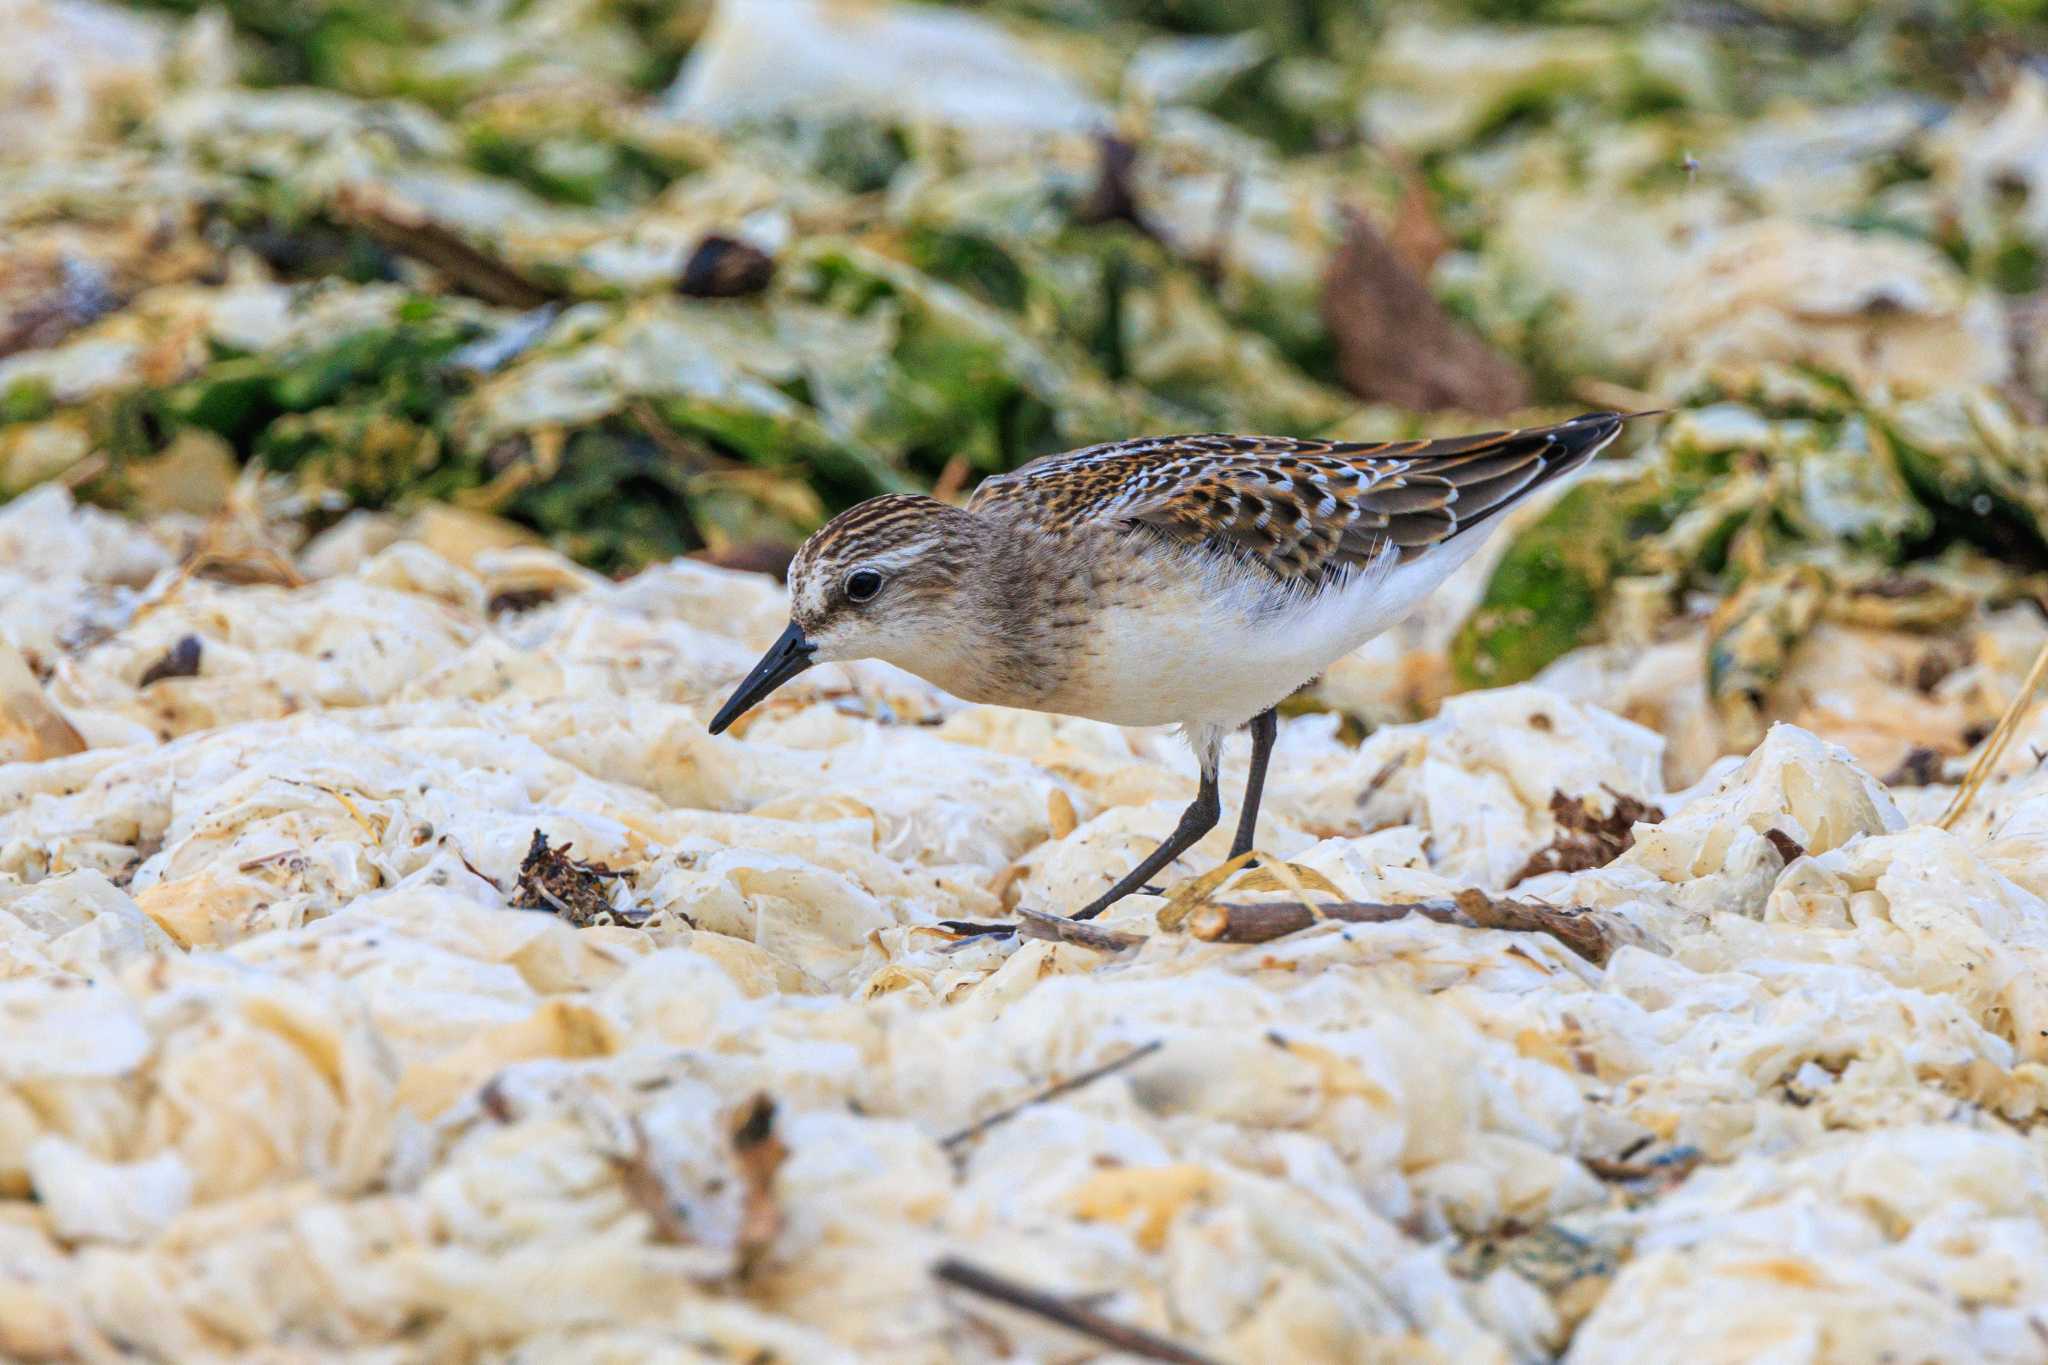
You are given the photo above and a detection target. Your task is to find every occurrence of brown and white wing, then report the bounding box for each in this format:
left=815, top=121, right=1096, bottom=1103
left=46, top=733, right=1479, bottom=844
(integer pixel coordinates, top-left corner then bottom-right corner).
left=971, top=412, right=1635, bottom=586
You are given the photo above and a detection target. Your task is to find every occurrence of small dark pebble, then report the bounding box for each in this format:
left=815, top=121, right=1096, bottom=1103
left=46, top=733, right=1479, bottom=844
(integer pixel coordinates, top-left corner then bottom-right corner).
left=679, top=234, right=775, bottom=298
left=138, top=635, right=203, bottom=688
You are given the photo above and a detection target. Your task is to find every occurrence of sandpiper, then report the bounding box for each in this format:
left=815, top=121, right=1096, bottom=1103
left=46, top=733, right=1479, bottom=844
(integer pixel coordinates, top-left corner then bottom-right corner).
left=711, top=411, right=1652, bottom=920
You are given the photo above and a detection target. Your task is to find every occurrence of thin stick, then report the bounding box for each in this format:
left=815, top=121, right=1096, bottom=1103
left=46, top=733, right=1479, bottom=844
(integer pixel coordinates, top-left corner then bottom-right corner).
left=932, top=1256, right=1223, bottom=1365
left=941, top=1040, right=1163, bottom=1152
left=1015, top=905, right=1147, bottom=952
left=1940, top=636, right=2048, bottom=829
left=1186, top=891, right=1613, bottom=964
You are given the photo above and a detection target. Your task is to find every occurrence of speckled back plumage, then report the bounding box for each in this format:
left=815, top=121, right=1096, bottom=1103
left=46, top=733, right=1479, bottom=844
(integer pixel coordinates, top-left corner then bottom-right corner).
left=968, top=411, right=1633, bottom=587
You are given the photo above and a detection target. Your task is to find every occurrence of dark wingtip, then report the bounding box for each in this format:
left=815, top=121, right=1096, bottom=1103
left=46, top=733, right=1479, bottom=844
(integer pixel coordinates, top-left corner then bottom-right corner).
left=1563, top=408, right=1668, bottom=430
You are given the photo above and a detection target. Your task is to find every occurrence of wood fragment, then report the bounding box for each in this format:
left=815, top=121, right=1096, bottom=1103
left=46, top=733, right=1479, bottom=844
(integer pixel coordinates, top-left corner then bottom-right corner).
left=1014, top=905, right=1146, bottom=952
left=941, top=1039, right=1163, bottom=1151
left=932, top=1256, right=1222, bottom=1365
left=1450, top=889, right=1613, bottom=964
left=1187, top=891, right=1615, bottom=964
left=1320, top=205, right=1528, bottom=415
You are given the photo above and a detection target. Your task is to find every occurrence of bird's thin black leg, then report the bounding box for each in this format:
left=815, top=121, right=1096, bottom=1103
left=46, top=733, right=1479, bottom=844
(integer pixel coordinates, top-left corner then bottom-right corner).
left=1228, top=707, right=1278, bottom=861
left=1071, top=770, right=1220, bottom=921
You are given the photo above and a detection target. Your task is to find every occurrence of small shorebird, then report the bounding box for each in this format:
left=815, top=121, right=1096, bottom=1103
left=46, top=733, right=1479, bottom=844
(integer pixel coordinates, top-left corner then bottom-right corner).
left=711, top=412, right=1649, bottom=920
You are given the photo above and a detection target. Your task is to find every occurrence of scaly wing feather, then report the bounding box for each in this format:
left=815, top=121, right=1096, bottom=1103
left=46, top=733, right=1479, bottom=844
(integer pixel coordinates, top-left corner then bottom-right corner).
left=969, top=412, right=1641, bottom=586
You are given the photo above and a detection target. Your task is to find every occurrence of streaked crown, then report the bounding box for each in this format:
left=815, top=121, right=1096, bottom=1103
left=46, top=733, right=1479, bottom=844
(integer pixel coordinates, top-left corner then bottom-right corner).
left=785, top=494, right=977, bottom=633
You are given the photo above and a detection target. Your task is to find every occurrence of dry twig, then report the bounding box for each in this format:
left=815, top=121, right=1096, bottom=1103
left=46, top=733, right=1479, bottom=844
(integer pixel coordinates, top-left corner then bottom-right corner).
left=1187, top=889, right=1614, bottom=964
left=1940, top=636, right=2048, bottom=829
left=932, top=1256, right=1223, bottom=1365
left=1014, top=905, right=1147, bottom=952
left=940, top=1040, right=1163, bottom=1151
left=331, top=183, right=555, bottom=309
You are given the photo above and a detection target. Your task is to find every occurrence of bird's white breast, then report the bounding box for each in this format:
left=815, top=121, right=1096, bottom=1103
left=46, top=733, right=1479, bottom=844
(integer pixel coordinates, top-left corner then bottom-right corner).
left=1054, top=536, right=1490, bottom=732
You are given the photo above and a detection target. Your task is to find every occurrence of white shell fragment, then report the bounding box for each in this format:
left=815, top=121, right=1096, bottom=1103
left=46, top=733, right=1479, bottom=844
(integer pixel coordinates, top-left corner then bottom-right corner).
left=0, top=486, right=2044, bottom=1362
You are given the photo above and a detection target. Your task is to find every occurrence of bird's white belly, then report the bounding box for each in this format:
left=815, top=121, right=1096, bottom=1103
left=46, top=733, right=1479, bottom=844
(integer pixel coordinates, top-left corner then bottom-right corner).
left=1058, top=542, right=1482, bottom=730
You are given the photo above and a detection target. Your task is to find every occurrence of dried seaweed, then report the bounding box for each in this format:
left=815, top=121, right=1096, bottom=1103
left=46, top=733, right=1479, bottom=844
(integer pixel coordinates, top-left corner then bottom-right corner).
left=511, top=829, right=634, bottom=926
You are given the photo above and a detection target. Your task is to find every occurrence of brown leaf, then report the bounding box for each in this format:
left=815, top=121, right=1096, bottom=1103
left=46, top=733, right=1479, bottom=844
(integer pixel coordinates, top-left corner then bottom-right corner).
left=1319, top=206, right=1528, bottom=415
left=1508, top=789, right=1664, bottom=888
left=1762, top=828, right=1806, bottom=863
left=0, top=258, right=123, bottom=360
left=1386, top=159, right=1451, bottom=276
left=1074, top=134, right=1151, bottom=235
left=730, top=1093, right=787, bottom=1274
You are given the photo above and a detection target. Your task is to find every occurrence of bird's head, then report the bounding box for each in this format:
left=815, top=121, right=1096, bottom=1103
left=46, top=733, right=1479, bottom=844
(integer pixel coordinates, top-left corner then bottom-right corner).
left=708, top=494, right=982, bottom=734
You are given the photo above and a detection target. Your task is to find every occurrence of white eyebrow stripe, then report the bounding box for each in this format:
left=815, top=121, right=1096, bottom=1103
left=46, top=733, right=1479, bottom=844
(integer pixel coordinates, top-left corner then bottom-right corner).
left=853, top=545, right=927, bottom=576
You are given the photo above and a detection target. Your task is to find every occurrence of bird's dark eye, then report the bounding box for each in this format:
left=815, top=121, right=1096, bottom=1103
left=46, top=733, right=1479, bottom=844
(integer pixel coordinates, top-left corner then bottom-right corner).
left=844, top=569, right=884, bottom=603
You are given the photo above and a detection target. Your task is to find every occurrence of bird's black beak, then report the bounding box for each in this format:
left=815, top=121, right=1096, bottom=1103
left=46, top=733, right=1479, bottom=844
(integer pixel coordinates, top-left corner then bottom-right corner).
left=708, top=621, right=817, bottom=735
